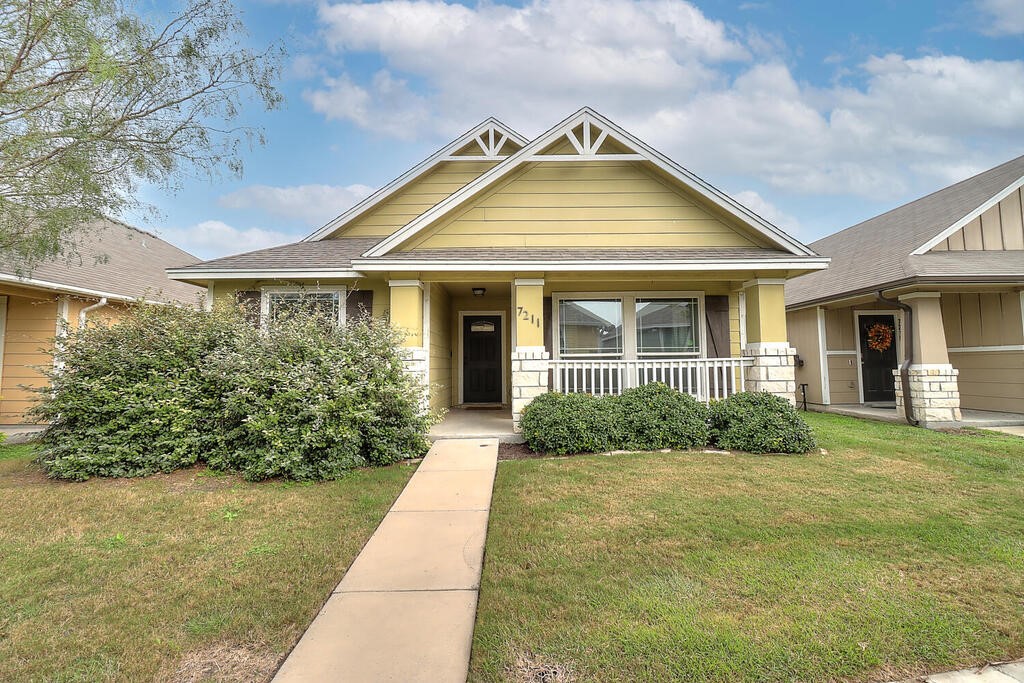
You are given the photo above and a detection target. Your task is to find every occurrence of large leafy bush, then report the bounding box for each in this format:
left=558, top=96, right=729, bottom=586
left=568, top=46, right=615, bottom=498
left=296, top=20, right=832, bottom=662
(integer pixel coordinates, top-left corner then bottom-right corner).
left=709, top=391, right=816, bottom=454
left=519, top=391, right=618, bottom=455
left=33, top=305, right=431, bottom=481
left=615, top=383, right=709, bottom=450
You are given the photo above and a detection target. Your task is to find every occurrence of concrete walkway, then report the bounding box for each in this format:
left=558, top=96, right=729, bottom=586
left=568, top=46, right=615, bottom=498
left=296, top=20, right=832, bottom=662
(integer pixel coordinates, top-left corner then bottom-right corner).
left=894, top=660, right=1024, bottom=682
left=273, top=438, right=498, bottom=683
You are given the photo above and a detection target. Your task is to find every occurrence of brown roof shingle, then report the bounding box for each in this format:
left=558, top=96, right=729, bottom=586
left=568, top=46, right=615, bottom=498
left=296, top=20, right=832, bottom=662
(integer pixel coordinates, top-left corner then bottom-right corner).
left=0, top=219, right=205, bottom=304
left=786, top=154, right=1024, bottom=307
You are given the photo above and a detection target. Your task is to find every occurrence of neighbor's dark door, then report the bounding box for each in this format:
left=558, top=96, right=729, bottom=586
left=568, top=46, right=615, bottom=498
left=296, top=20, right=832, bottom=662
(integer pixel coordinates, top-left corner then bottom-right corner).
left=463, top=315, right=502, bottom=403
left=858, top=313, right=898, bottom=403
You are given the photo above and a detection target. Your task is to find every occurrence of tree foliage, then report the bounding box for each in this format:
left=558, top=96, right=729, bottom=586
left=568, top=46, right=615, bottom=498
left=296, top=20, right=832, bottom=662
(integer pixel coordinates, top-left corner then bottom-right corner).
left=0, top=0, right=282, bottom=266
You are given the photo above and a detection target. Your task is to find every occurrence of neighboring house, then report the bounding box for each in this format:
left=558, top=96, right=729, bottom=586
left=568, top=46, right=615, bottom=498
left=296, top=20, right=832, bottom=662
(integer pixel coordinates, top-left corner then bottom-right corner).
left=168, top=108, right=828, bottom=428
left=0, top=219, right=204, bottom=423
left=786, top=155, right=1024, bottom=428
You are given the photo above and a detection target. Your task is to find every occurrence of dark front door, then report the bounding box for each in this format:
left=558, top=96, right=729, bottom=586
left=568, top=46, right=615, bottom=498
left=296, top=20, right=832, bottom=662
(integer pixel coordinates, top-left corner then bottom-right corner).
left=463, top=315, right=502, bottom=403
left=858, top=313, right=898, bottom=403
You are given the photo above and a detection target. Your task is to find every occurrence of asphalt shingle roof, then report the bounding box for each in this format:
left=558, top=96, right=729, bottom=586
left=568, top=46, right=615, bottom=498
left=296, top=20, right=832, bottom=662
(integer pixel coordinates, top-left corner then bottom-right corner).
left=171, top=238, right=384, bottom=272
left=0, top=219, right=204, bottom=304
left=786, top=154, right=1024, bottom=308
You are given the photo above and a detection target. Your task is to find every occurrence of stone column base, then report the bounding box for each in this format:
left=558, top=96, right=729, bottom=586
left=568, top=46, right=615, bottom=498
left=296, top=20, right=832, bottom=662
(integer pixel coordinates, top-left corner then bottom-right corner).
left=742, top=342, right=797, bottom=405
left=401, top=347, right=430, bottom=414
left=894, top=364, right=961, bottom=429
left=511, top=346, right=550, bottom=432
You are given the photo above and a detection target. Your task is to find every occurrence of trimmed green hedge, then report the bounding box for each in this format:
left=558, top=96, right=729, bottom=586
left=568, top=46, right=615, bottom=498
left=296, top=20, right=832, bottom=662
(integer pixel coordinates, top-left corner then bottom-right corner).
left=709, top=391, right=816, bottom=454
left=520, top=385, right=815, bottom=455
left=33, top=305, right=431, bottom=481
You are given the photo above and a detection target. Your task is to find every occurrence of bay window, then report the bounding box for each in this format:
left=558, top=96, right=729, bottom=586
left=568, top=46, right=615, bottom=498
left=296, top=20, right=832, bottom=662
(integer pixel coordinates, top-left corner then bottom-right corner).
left=554, top=293, right=703, bottom=360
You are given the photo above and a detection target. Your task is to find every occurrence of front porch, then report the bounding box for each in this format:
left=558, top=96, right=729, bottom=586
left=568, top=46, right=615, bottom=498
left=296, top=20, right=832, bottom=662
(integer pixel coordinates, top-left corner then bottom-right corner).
left=823, top=403, right=1024, bottom=428
left=390, top=276, right=800, bottom=430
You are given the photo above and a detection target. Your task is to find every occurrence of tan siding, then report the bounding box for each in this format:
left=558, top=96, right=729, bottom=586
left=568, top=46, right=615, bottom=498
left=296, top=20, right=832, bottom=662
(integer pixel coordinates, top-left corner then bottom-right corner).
left=428, top=284, right=452, bottom=413
left=942, top=291, right=1024, bottom=348
left=950, top=350, right=1024, bottom=413
left=406, top=161, right=772, bottom=250
left=1, top=295, right=57, bottom=423
left=827, top=354, right=860, bottom=404
left=787, top=308, right=824, bottom=405
left=337, top=161, right=497, bottom=238
left=824, top=308, right=856, bottom=351
left=935, top=188, right=1024, bottom=251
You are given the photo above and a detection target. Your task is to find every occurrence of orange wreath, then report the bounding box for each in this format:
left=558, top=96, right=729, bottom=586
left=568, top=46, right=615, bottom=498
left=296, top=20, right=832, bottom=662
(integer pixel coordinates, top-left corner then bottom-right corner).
left=867, top=322, right=894, bottom=353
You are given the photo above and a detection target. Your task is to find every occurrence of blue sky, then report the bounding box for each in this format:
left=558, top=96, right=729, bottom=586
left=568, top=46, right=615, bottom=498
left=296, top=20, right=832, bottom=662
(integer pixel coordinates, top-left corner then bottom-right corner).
left=137, top=0, right=1024, bottom=259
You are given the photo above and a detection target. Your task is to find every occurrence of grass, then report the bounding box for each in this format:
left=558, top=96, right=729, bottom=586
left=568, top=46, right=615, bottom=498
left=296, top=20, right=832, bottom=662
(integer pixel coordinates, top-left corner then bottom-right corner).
left=471, top=413, right=1024, bottom=682
left=0, top=446, right=414, bottom=682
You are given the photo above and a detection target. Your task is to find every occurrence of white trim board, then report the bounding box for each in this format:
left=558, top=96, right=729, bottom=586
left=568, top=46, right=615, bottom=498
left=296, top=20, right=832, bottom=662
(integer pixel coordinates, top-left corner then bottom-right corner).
left=947, top=344, right=1024, bottom=353
left=304, top=118, right=528, bottom=242
left=363, top=107, right=819, bottom=259
left=456, top=310, right=508, bottom=405
left=912, top=173, right=1024, bottom=254
left=167, top=268, right=364, bottom=281
left=354, top=258, right=829, bottom=273
left=816, top=307, right=831, bottom=405
left=259, top=285, right=347, bottom=330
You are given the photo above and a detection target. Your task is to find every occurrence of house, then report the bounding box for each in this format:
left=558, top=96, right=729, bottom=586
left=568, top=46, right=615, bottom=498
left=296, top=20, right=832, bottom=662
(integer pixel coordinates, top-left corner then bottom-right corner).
left=167, top=108, right=828, bottom=429
left=785, top=155, right=1024, bottom=428
left=0, top=219, right=204, bottom=423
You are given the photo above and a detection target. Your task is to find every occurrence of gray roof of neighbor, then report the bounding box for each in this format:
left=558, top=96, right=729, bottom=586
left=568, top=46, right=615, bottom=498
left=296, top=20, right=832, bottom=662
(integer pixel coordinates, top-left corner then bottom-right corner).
left=786, top=154, right=1024, bottom=308
left=1, top=219, right=204, bottom=304
left=170, top=238, right=384, bottom=272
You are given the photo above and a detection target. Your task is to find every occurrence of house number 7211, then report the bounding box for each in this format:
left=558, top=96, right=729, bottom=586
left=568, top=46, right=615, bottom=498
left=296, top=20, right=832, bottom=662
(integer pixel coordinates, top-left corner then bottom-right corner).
left=516, top=306, right=542, bottom=328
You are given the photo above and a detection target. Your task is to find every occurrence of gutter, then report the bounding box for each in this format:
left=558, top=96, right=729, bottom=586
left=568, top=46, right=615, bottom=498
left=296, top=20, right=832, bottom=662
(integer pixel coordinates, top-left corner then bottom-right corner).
left=79, top=297, right=108, bottom=327
left=876, top=290, right=919, bottom=427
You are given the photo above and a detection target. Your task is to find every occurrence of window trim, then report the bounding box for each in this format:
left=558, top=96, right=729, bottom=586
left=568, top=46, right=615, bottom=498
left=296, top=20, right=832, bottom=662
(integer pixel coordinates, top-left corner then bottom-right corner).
left=259, top=285, right=347, bottom=328
left=551, top=291, right=706, bottom=360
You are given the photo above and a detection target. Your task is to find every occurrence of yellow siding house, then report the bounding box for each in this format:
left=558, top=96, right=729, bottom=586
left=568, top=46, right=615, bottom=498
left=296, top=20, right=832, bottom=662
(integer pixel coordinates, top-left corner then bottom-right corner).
left=169, top=108, right=829, bottom=429
left=0, top=220, right=205, bottom=423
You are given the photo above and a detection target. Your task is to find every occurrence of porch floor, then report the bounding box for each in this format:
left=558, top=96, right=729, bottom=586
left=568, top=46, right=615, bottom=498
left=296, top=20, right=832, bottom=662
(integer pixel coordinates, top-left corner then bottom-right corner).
left=823, top=404, right=1024, bottom=427
left=430, top=406, right=522, bottom=443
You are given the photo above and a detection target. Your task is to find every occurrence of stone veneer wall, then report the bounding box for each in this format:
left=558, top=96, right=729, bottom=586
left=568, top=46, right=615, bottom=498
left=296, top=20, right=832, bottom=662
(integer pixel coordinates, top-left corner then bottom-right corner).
left=511, top=347, right=550, bottom=431
left=894, top=364, right=962, bottom=428
left=742, top=342, right=797, bottom=405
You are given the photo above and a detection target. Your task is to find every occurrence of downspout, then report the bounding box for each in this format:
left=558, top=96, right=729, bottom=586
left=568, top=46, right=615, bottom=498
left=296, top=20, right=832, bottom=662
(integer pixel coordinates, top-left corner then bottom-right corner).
left=876, top=291, right=919, bottom=427
left=79, top=297, right=108, bottom=328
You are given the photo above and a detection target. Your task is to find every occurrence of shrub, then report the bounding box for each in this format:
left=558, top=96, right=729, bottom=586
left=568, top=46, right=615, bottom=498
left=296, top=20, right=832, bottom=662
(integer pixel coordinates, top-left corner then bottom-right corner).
left=519, top=391, right=618, bottom=455
left=709, top=391, right=816, bottom=454
left=33, top=304, right=431, bottom=481
left=614, top=383, right=709, bottom=450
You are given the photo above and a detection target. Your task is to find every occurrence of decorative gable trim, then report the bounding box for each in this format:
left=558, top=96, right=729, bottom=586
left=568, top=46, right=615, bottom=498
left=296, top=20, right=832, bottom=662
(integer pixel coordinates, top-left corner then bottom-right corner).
left=911, top=173, right=1024, bottom=255
left=303, top=118, right=528, bottom=242
left=363, top=107, right=817, bottom=258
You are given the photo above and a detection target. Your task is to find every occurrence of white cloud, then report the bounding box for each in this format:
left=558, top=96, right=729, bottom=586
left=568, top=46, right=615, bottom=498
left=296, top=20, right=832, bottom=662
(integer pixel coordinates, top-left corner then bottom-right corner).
left=730, top=190, right=800, bottom=234
left=218, top=183, right=375, bottom=226
left=976, top=0, right=1024, bottom=36
left=157, top=220, right=294, bottom=260
left=303, top=0, right=1024, bottom=205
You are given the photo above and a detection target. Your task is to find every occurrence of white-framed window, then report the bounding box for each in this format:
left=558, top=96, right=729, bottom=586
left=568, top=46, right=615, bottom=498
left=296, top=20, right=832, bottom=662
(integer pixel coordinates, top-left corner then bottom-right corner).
left=552, top=292, right=705, bottom=360
left=260, top=286, right=347, bottom=328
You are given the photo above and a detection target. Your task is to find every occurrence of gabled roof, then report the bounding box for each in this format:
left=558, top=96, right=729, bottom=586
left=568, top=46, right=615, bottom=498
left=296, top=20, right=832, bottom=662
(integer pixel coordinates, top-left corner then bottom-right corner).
left=786, top=154, right=1024, bottom=309
left=363, top=107, right=818, bottom=258
left=0, top=218, right=205, bottom=304
left=303, top=118, right=527, bottom=241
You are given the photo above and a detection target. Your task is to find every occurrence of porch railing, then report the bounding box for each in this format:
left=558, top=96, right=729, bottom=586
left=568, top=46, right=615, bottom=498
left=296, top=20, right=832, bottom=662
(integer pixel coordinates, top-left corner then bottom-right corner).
left=549, top=357, right=753, bottom=402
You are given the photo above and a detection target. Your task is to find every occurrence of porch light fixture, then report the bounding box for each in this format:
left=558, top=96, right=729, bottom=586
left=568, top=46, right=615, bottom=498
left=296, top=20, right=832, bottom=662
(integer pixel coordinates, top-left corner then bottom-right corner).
left=472, top=287, right=486, bottom=297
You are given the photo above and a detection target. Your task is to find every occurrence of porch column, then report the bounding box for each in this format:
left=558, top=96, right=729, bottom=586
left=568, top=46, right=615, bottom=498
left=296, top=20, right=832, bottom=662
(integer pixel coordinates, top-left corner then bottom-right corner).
left=389, top=280, right=429, bottom=410
left=741, top=279, right=797, bottom=404
left=895, top=292, right=961, bottom=428
left=511, top=278, right=549, bottom=431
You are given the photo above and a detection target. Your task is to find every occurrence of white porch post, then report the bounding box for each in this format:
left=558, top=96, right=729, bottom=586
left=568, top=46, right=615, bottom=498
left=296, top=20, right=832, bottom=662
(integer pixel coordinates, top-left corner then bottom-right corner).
left=894, top=292, right=961, bottom=428
left=511, top=278, right=549, bottom=431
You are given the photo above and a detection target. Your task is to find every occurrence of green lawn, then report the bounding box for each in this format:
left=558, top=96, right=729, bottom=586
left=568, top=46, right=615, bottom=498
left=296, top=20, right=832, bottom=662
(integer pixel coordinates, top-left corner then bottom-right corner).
left=0, top=446, right=414, bottom=682
left=471, top=413, right=1024, bottom=682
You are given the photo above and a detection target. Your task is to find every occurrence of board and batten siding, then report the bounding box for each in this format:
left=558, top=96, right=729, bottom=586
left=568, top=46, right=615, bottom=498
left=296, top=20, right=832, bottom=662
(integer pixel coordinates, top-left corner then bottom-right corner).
left=428, top=283, right=452, bottom=413
left=942, top=291, right=1024, bottom=413
left=930, top=187, right=1024, bottom=252
left=403, top=161, right=773, bottom=250
left=337, top=161, right=498, bottom=238
left=787, top=307, right=825, bottom=406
